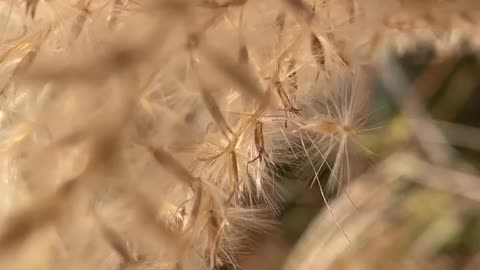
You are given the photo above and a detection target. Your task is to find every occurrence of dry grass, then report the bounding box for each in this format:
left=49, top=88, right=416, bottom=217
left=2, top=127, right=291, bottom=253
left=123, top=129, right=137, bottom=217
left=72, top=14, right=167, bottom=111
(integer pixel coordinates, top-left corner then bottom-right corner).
left=0, top=0, right=479, bottom=269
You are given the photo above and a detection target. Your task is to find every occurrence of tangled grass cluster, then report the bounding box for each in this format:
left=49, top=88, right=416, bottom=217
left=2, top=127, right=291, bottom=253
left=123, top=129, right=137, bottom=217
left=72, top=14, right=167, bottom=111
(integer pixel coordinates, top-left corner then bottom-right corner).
left=0, top=0, right=479, bottom=269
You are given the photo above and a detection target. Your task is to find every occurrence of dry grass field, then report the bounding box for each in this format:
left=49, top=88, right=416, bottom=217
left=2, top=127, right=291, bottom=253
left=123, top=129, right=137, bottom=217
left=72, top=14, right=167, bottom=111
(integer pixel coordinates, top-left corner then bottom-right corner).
left=0, top=1, right=480, bottom=269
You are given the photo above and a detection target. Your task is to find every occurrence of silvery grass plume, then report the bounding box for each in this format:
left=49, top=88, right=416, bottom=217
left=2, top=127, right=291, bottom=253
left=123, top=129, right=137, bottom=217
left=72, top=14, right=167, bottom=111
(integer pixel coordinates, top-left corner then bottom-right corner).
left=0, top=0, right=478, bottom=270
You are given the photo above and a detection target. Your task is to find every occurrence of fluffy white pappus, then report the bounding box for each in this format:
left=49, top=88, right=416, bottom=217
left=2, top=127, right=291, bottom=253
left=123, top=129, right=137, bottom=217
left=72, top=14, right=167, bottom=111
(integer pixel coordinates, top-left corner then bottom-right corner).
left=291, top=69, right=372, bottom=195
